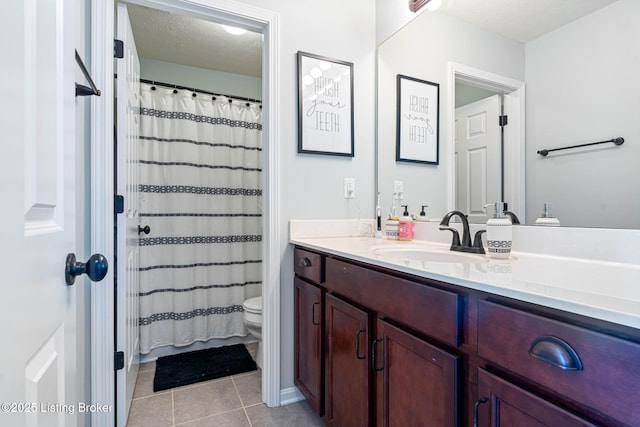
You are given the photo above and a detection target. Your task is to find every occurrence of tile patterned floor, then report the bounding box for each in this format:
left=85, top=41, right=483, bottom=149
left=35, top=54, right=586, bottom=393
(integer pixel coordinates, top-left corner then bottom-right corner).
left=127, top=344, right=323, bottom=427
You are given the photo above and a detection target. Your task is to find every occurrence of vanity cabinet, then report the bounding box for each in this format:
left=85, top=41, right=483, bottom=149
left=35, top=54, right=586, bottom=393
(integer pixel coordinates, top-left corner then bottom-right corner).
left=293, top=245, right=640, bottom=426
left=294, top=247, right=460, bottom=426
left=477, top=300, right=640, bottom=426
left=323, top=294, right=460, bottom=427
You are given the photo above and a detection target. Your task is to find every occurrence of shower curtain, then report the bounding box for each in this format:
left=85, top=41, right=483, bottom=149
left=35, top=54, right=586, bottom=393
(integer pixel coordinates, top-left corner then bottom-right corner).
left=137, top=82, right=263, bottom=354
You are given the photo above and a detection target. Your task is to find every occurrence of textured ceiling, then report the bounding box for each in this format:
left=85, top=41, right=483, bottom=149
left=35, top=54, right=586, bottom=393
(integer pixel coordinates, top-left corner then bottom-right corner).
left=126, top=0, right=618, bottom=78
left=126, top=4, right=262, bottom=78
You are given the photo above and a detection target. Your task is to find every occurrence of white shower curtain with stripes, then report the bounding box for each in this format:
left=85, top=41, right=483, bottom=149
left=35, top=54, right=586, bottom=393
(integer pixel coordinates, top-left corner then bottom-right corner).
left=137, top=82, right=262, bottom=354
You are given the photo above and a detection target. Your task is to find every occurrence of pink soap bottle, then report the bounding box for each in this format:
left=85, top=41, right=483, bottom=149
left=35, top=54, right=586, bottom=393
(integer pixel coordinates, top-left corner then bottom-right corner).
left=398, top=205, right=414, bottom=241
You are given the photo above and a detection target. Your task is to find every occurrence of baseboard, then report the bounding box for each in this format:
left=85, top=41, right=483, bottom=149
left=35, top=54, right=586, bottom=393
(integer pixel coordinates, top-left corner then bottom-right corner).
left=280, top=386, right=305, bottom=406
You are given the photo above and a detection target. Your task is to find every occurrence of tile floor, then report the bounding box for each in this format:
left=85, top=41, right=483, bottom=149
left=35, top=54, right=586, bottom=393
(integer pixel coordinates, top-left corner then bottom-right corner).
left=127, top=343, right=324, bottom=427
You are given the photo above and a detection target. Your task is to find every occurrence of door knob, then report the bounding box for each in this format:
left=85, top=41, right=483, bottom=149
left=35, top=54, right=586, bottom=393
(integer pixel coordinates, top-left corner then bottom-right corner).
left=138, top=225, right=151, bottom=234
left=65, top=253, right=108, bottom=286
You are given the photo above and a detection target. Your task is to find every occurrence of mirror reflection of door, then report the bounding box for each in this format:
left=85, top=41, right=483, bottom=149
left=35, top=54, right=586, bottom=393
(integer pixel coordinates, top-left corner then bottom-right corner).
left=455, top=81, right=511, bottom=224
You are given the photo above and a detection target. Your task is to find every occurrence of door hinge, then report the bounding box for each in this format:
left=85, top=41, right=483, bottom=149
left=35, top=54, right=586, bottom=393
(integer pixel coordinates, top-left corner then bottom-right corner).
left=114, top=39, right=124, bottom=59
left=114, top=195, right=124, bottom=214
left=499, top=115, right=508, bottom=127
left=115, top=351, right=124, bottom=371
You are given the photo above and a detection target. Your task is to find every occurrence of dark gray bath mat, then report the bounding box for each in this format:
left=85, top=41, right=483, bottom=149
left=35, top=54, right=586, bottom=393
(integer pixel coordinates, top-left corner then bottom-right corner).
left=153, top=344, right=257, bottom=392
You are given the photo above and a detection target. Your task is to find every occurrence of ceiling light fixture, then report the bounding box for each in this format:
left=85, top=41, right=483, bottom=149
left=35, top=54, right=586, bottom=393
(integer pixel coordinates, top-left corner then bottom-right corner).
left=222, top=24, right=247, bottom=36
left=409, top=0, right=442, bottom=13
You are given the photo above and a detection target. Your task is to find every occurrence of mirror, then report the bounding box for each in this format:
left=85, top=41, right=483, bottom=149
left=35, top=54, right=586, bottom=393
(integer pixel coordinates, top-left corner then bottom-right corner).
left=376, top=0, right=639, bottom=229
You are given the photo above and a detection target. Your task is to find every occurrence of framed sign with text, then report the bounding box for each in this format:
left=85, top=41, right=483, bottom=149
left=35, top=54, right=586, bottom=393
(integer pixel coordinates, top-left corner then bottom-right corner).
left=297, top=51, right=354, bottom=156
left=396, top=74, right=439, bottom=164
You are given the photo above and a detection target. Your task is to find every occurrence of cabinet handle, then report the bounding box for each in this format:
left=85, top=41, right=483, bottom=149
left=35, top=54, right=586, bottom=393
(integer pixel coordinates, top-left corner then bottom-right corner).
left=473, top=397, right=487, bottom=427
left=355, top=328, right=366, bottom=360
left=298, top=257, right=312, bottom=268
left=371, top=338, right=384, bottom=371
left=311, top=302, right=320, bottom=325
left=528, top=335, right=583, bottom=371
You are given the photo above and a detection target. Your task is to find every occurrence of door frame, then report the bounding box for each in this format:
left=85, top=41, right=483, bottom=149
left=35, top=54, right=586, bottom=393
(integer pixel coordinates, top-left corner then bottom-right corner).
left=447, top=62, right=526, bottom=220
left=90, top=1, right=281, bottom=424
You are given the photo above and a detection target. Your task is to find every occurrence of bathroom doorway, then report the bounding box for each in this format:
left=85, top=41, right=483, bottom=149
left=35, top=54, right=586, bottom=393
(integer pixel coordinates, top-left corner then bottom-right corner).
left=448, top=62, right=526, bottom=222
left=123, top=3, right=263, bottom=360
left=99, top=1, right=281, bottom=425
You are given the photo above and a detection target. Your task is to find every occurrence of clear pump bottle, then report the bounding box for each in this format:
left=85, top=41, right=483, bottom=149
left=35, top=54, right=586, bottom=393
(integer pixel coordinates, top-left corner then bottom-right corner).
left=535, top=203, right=560, bottom=226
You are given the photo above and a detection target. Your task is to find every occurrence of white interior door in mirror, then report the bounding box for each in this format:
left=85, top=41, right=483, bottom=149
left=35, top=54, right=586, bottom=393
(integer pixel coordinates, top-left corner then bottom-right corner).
left=455, top=94, right=501, bottom=223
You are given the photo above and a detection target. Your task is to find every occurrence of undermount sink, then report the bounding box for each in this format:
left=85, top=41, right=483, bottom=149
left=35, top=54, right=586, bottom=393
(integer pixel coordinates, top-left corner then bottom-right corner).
left=371, top=244, right=488, bottom=264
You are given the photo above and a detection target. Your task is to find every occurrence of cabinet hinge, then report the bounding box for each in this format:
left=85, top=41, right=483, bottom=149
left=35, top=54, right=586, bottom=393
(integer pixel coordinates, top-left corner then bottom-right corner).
left=114, top=195, right=124, bottom=214
left=499, top=115, right=508, bottom=127
left=115, top=351, right=124, bottom=371
left=114, top=39, right=124, bottom=59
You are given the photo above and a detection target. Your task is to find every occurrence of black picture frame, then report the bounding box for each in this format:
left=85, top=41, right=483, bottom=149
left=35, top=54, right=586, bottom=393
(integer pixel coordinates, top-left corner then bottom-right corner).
left=297, top=51, right=354, bottom=157
left=396, top=74, right=439, bottom=164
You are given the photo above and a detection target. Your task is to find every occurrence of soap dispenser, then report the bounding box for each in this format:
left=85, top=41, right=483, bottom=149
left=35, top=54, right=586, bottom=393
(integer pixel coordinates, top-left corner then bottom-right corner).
left=398, top=205, right=414, bottom=241
left=484, top=202, right=512, bottom=259
left=535, top=203, right=560, bottom=226
left=415, top=205, right=429, bottom=222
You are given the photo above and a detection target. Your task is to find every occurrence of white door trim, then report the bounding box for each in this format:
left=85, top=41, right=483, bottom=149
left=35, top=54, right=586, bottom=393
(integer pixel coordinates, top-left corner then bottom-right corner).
left=90, top=1, right=116, bottom=425
left=447, top=62, right=526, bottom=220
left=91, top=1, right=281, bottom=424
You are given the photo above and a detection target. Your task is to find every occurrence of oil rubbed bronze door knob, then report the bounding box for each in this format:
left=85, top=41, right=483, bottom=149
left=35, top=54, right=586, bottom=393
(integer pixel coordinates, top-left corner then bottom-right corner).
left=65, top=253, right=108, bottom=286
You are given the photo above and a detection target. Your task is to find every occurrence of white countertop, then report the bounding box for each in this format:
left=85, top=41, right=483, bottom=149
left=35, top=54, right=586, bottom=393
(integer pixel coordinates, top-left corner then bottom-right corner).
left=290, top=235, right=640, bottom=330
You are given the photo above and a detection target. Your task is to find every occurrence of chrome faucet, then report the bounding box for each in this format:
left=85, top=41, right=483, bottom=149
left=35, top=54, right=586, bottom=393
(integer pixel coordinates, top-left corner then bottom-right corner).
left=439, top=211, right=485, bottom=254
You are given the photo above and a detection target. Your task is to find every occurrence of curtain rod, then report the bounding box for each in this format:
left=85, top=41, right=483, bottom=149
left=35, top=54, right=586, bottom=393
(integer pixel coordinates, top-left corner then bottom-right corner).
left=139, top=78, right=262, bottom=105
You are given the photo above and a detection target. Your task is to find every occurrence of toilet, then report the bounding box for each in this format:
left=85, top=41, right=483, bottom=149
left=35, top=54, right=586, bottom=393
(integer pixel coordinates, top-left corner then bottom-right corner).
left=243, top=295, right=263, bottom=369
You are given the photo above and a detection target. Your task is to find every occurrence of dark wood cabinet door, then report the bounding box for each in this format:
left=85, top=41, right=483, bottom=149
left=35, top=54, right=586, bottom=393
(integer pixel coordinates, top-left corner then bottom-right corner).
left=476, top=369, right=598, bottom=427
left=374, top=319, right=459, bottom=427
left=325, top=294, right=371, bottom=427
left=294, top=278, right=323, bottom=415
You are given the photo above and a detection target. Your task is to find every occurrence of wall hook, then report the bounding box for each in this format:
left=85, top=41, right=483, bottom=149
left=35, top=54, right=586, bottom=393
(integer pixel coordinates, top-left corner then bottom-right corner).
left=75, top=50, right=101, bottom=97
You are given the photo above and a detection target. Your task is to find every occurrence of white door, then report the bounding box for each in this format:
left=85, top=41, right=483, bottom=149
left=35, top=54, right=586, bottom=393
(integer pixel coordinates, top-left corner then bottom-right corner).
left=455, top=94, right=502, bottom=223
left=116, top=4, right=141, bottom=426
left=0, top=0, right=82, bottom=426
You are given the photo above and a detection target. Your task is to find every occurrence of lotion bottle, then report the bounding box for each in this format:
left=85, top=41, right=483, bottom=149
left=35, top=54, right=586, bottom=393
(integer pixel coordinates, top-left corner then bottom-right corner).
left=484, top=202, right=512, bottom=259
left=398, top=205, right=414, bottom=241
left=535, top=203, right=560, bottom=226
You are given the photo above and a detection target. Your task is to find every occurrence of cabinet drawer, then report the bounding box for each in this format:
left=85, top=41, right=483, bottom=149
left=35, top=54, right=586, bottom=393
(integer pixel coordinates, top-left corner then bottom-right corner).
left=478, top=300, right=640, bottom=425
left=294, top=247, right=324, bottom=284
left=326, top=257, right=460, bottom=347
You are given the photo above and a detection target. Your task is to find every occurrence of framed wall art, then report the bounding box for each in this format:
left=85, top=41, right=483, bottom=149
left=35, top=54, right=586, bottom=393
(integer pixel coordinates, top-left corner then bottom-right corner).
left=297, top=51, right=354, bottom=156
left=396, top=74, right=439, bottom=164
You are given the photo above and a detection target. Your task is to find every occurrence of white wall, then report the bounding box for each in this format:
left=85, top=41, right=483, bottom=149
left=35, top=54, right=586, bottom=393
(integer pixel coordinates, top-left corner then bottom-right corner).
left=524, top=0, right=639, bottom=228
left=236, top=0, right=377, bottom=391
left=377, top=10, right=524, bottom=222
left=375, top=0, right=426, bottom=45
left=139, top=58, right=262, bottom=100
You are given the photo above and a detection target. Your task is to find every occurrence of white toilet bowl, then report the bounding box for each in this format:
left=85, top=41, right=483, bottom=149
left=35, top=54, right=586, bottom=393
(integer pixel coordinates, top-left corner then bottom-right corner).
left=243, top=295, right=263, bottom=368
